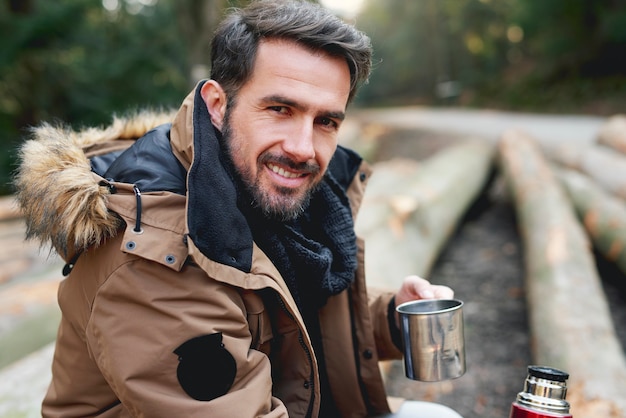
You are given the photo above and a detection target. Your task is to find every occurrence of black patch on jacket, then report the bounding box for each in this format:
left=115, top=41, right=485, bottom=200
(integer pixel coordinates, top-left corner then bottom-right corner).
left=174, top=333, right=236, bottom=401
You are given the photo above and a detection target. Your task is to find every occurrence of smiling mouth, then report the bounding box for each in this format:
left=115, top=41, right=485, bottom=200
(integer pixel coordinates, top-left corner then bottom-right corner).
left=267, top=163, right=308, bottom=179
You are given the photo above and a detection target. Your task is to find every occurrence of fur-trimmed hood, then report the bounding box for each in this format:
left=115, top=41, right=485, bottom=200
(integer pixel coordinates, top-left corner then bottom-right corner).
left=14, top=110, right=176, bottom=260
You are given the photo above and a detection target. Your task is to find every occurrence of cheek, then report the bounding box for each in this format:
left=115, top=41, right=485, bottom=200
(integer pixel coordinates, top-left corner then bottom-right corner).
left=316, top=140, right=339, bottom=172
left=225, top=130, right=254, bottom=178
left=233, top=141, right=260, bottom=176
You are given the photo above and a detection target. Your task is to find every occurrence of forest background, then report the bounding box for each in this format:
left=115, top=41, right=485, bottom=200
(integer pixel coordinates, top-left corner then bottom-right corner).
left=1, top=0, right=625, bottom=195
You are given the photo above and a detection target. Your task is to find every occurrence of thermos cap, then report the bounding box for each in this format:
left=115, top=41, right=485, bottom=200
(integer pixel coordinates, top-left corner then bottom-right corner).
left=528, top=365, right=569, bottom=383
left=513, top=364, right=571, bottom=415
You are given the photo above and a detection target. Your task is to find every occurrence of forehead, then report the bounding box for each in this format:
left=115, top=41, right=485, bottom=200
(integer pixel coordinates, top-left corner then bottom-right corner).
left=244, top=38, right=351, bottom=104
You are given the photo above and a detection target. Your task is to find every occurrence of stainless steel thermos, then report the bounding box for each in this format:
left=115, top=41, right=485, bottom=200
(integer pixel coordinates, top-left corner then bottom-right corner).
left=509, top=365, right=573, bottom=418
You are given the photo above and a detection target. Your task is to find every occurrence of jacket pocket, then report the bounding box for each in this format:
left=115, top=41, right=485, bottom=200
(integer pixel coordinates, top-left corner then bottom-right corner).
left=240, top=290, right=274, bottom=356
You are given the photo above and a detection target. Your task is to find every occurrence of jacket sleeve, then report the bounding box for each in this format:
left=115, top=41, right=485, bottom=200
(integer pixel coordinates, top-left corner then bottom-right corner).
left=86, top=257, right=287, bottom=417
left=367, top=286, right=404, bottom=361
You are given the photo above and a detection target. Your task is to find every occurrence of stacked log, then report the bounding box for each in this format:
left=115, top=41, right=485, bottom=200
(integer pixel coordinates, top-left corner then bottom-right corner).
left=355, top=139, right=495, bottom=289
left=597, top=115, right=626, bottom=154
left=557, top=168, right=626, bottom=275
left=498, top=129, right=626, bottom=417
left=544, top=141, right=626, bottom=199
left=547, top=114, right=626, bottom=274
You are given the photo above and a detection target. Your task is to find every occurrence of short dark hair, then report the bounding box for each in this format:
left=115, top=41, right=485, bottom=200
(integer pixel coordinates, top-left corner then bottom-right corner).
left=210, top=0, right=372, bottom=103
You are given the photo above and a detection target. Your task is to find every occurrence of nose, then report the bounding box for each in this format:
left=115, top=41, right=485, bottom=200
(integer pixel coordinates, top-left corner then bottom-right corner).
left=282, top=120, right=316, bottom=162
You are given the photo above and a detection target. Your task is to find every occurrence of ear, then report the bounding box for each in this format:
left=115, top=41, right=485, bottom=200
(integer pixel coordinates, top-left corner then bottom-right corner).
left=200, top=80, right=227, bottom=131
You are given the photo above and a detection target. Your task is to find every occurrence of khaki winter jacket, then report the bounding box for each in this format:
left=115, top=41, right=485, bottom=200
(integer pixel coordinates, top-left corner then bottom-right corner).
left=15, top=82, right=403, bottom=417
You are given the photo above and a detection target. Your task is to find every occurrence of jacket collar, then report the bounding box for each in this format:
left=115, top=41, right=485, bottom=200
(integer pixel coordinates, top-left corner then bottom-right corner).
left=185, top=81, right=255, bottom=272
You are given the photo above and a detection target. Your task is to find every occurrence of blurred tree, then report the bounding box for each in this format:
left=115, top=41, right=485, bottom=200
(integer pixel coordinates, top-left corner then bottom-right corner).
left=0, top=0, right=190, bottom=194
left=355, top=0, right=625, bottom=111
left=517, top=0, right=626, bottom=78
left=356, top=0, right=436, bottom=103
left=356, top=0, right=514, bottom=105
left=176, top=0, right=258, bottom=86
left=177, top=0, right=227, bottom=86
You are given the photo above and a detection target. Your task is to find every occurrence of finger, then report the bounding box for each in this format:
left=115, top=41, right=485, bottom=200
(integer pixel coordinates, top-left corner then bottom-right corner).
left=417, top=287, right=435, bottom=299
left=404, top=276, right=454, bottom=300
left=432, top=285, right=454, bottom=300
left=403, top=276, right=436, bottom=299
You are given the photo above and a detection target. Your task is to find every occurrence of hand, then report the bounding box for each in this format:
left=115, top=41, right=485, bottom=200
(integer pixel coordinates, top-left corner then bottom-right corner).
left=394, top=275, right=454, bottom=311
left=393, top=276, right=454, bottom=328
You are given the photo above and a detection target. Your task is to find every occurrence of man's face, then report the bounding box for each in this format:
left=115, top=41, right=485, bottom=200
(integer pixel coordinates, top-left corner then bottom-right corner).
left=219, top=39, right=351, bottom=220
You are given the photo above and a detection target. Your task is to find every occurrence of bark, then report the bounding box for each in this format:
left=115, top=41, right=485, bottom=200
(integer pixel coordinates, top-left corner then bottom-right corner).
left=355, top=139, right=495, bottom=290
left=498, top=129, right=626, bottom=417
left=597, top=114, right=626, bottom=155
left=557, top=167, right=626, bottom=275
left=544, top=141, right=626, bottom=200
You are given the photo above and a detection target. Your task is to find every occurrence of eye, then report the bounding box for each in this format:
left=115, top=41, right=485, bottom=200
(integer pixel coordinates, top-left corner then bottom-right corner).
left=268, top=106, right=289, bottom=115
left=315, top=116, right=339, bottom=130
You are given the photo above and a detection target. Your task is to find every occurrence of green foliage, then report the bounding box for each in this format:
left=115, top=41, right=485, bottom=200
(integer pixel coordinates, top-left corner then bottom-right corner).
left=355, top=0, right=626, bottom=112
left=515, top=0, right=626, bottom=77
left=0, top=0, right=190, bottom=195
left=356, top=0, right=434, bottom=102
left=356, top=0, right=516, bottom=105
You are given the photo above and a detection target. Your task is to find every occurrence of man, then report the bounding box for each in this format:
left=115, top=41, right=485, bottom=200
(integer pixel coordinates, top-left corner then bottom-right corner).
left=15, top=1, right=454, bottom=417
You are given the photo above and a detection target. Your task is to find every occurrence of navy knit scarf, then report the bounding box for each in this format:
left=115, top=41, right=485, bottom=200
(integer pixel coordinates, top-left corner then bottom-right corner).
left=242, top=172, right=358, bottom=311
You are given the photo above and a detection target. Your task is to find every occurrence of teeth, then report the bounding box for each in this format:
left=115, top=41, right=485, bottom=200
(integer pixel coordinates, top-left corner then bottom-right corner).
left=268, top=163, right=301, bottom=179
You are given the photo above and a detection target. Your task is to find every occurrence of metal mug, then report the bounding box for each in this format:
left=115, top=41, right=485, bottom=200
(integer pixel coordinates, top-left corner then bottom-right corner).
left=396, top=299, right=466, bottom=382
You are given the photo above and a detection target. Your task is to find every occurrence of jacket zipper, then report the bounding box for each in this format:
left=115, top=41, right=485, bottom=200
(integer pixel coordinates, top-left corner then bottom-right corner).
left=276, top=295, right=316, bottom=417
left=347, top=287, right=375, bottom=415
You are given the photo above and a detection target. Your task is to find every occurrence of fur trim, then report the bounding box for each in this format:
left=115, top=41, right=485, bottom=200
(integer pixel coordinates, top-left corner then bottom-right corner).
left=72, top=109, right=177, bottom=147
left=14, top=110, right=175, bottom=259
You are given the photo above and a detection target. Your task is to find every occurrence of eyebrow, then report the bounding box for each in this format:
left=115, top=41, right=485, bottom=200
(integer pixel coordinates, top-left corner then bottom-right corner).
left=262, top=95, right=346, bottom=121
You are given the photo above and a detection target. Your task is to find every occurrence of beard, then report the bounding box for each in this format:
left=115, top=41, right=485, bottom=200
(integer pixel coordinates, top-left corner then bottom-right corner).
left=221, top=111, right=323, bottom=222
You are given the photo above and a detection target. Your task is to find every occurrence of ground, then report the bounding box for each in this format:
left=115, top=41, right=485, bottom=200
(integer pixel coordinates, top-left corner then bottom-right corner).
left=368, top=126, right=626, bottom=418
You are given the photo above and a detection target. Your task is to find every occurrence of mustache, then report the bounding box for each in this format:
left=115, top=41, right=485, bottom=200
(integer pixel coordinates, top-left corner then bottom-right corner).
left=259, top=152, right=321, bottom=175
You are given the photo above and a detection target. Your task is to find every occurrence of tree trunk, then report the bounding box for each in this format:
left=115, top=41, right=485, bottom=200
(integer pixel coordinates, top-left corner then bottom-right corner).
left=597, top=115, right=626, bottom=155
left=544, top=141, right=626, bottom=200
left=557, top=167, right=626, bottom=275
left=356, top=139, right=495, bottom=290
left=175, top=0, right=226, bottom=86
left=498, top=129, right=626, bottom=417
